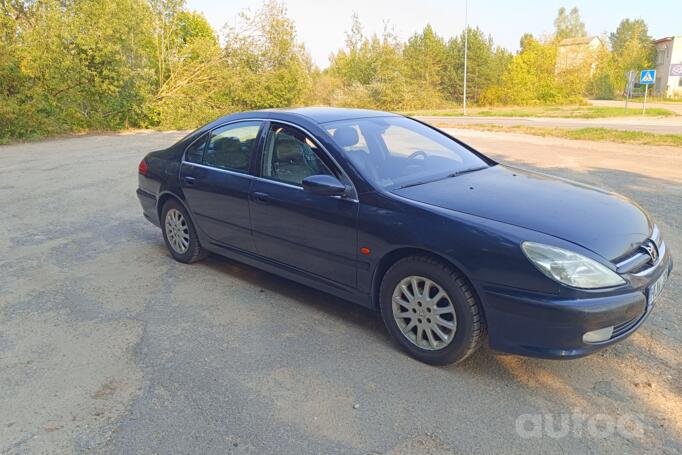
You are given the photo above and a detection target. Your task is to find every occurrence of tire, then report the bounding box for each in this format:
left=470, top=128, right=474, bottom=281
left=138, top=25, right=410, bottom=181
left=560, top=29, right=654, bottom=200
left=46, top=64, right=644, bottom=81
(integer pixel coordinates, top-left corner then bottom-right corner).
left=160, top=199, right=207, bottom=264
left=379, top=256, right=485, bottom=365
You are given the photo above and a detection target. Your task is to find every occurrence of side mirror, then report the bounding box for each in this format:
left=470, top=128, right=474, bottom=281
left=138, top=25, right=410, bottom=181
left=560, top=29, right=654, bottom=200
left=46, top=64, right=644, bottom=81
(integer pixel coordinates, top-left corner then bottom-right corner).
left=302, top=175, right=347, bottom=196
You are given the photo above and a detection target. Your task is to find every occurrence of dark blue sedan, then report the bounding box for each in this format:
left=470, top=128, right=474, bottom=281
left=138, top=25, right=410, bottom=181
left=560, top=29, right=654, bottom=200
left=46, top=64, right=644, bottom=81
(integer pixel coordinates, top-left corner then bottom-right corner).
left=137, top=108, right=673, bottom=365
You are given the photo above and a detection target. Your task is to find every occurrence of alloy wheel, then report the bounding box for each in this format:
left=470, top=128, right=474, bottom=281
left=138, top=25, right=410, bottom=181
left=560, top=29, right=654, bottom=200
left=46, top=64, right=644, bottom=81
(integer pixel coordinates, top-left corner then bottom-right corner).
left=165, top=208, right=190, bottom=254
left=391, top=275, right=457, bottom=350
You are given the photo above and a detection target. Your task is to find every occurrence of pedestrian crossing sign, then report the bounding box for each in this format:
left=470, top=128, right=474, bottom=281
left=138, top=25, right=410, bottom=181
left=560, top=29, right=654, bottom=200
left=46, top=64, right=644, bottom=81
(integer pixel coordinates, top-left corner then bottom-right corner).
left=640, top=70, right=655, bottom=85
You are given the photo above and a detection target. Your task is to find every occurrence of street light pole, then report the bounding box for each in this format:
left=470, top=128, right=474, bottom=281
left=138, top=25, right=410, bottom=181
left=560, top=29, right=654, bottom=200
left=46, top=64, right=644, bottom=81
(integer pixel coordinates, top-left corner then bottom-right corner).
left=463, top=0, right=468, bottom=116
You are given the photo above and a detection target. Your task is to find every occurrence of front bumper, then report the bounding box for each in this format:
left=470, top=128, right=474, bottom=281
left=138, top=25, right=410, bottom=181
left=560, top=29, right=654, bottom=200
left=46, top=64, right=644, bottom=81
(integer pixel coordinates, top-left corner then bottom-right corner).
left=481, top=254, right=673, bottom=359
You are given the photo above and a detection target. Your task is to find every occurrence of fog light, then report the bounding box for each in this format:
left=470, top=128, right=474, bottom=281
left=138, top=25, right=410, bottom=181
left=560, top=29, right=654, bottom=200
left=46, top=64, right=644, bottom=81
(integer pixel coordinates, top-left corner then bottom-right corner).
left=583, top=326, right=614, bottom=343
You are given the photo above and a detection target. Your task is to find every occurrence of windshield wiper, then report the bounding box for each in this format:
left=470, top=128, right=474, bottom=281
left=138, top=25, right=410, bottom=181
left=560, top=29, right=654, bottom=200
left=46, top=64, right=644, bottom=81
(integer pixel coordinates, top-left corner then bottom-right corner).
left=398, top=166, right=487, bottom=189
left=448, top=166, right=488, bottom=178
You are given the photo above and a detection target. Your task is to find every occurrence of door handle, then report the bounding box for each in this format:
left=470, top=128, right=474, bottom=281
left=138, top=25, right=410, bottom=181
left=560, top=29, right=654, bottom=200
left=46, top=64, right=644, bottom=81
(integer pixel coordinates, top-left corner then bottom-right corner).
left=253, top=191, right=270, bottom=204
left=183, top=176, right=197, bottom=185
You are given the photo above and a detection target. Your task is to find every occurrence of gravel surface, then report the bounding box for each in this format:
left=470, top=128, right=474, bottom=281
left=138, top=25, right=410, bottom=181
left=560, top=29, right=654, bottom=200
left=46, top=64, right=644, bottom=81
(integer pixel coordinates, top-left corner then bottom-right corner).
left=0, top=129, right=680, bottom=454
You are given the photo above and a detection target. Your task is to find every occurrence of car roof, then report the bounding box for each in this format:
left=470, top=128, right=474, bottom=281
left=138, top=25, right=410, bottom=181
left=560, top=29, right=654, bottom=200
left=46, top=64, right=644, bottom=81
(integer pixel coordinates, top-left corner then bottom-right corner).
left=184, top=107, right=401, bottom=147
left=256, top=107, right=399, bottom=124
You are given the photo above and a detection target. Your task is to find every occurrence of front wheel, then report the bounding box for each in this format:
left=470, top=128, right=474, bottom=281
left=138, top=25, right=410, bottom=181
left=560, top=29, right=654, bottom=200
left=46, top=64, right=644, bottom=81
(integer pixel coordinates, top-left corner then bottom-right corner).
left=379, top=256, right=485, bottom=365
left=161, top=199, right=207, bottom=263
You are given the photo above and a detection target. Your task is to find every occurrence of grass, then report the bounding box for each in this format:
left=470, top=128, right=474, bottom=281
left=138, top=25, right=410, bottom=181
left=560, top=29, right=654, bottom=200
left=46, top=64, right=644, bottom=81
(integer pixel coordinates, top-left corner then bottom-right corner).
left=403, top=105, right=677, bottom=118
left=611, top=96, right=682, bottom=104
left=439, top=123, right=682, bottom=148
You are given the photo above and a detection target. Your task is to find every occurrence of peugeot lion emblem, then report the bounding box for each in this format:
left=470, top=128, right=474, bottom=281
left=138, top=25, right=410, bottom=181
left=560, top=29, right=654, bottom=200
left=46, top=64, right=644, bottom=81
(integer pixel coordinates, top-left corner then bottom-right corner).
left=642, top=241, right=659, bottom=264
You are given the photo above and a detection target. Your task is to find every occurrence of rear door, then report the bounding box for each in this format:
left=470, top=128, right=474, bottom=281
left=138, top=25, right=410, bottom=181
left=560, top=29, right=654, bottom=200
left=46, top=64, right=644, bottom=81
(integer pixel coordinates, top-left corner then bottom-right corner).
left=249, top=122, right=359, bottom=288
left=180, top=121, right=264, bottom=253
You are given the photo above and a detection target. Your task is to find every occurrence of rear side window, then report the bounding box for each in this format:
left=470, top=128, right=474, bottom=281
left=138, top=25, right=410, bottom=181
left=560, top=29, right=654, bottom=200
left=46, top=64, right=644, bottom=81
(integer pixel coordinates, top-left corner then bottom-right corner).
left=185, top=133, right=208, bottom=164
left=203, top=122, right=262, bottom=173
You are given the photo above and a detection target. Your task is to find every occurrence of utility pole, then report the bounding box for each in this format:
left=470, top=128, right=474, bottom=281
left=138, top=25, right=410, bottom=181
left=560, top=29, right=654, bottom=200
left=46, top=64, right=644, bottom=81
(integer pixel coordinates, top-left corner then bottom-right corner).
left=463, top=0, right=468, bottom=116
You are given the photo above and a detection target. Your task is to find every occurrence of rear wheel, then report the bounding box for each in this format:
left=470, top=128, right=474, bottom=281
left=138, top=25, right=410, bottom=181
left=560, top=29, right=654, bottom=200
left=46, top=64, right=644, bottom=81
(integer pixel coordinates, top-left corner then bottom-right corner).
left=379, top=256, right=485, bottom=365
left=161, top=199, right=207, bottom=263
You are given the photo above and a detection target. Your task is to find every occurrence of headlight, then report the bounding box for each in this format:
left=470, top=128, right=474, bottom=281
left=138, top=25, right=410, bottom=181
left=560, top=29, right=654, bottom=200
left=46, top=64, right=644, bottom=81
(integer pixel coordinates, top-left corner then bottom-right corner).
left=521, top=242, right=625, bottom=289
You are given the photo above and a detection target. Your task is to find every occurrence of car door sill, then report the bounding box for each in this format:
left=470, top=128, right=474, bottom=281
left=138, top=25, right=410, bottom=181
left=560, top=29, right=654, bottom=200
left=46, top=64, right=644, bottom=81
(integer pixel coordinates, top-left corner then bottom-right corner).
left=205, top=240, right=372, bottom=309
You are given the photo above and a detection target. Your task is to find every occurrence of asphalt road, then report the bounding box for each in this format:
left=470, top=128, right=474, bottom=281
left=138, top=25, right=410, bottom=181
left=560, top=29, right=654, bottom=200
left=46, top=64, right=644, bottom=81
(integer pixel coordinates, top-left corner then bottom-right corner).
left=1, top=130, right=680, bottom=454
left=417, top=112, right=682, bottom=134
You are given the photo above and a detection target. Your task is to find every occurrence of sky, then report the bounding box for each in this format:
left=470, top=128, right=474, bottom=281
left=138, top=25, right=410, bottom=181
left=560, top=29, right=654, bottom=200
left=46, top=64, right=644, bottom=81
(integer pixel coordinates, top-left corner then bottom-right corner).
left=186, top=0, right=682, bottom=68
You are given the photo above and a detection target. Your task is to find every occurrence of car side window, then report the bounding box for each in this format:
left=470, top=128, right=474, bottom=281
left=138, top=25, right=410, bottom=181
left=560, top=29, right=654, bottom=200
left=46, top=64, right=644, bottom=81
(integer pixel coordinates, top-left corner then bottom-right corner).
left=203, top=122, right=262, bottom=172
left=185, top=133, right=208, bottom=164
left=261, top=124, right=334, bottom=186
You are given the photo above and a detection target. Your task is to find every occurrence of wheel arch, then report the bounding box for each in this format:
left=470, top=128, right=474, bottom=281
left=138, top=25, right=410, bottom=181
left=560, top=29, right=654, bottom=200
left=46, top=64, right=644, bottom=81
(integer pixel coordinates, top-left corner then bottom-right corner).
left=157, top=191, right=188, bottom=222
left=156, top=191, right=202, bottom=237
left=371, top=247, right=487, bottom=323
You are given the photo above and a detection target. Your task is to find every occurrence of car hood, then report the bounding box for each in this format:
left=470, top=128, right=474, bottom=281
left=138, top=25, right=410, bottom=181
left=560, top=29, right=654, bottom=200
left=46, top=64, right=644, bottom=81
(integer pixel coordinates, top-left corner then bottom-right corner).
left=392, top=165, right=651, bottom=261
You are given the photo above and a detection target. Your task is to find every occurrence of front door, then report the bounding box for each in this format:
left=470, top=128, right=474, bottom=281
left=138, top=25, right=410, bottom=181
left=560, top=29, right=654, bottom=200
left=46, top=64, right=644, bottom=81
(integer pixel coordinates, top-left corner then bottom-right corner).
left=180, top=121, right=263, bottom=253
left=249, top=123, right=359, bottom=288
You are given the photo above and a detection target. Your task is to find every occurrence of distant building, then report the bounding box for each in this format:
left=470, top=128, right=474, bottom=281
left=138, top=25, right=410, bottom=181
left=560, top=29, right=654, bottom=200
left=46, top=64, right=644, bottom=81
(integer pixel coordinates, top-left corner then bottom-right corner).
left=653, top=36, right=682, bottom=98
left=555, top=36, right=603, bottom=74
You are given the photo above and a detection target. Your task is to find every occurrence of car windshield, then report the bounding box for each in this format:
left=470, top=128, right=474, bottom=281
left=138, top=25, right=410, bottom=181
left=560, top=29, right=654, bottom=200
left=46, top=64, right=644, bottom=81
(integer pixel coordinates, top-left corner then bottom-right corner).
left=326, top=116, right=490, bottom=190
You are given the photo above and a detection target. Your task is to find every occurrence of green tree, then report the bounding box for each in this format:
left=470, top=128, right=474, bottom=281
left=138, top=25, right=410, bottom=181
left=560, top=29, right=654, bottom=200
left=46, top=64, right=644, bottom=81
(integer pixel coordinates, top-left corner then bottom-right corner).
left=586, top=43, right=618, bottom=99
left=328, top=23, right=412, bottom=109
left=0, top=1, right=25, bottom=137
left=519, top=33, right=534, bottom=51
left=148, top=4, right=225, bottom=128
left=443, top=27, right=511, bottom=104
left=328, top=13, right=377, bottom=86
left=10, top=1, right=658, bottom=142
left=0, top=0, right=156, bottom=141
left=177, top=9, right=215, bottom=44
left=0, top=0, right=320, bottom=140
left=606, top=18, right=654, bottom=97
left=609, top=18, right=651, bottom=54
left=148, top=0, right=185, bottom=95
left=222, top=0, right=312, bottom=110
left=402, top=24, right=447, bottom=107
left=609, top=18, right=654, bottom=73
left=482, top=37, right=565, bottom=105
left=327, top=16, right=413, bottom=109
left=554, top=7, right=587, bottom=40
left=368, top=28, right=411, bottom=109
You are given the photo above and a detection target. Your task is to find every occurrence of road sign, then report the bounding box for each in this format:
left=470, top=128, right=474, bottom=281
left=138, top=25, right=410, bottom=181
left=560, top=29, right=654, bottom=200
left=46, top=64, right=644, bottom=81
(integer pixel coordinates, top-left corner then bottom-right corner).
left=671, top=64, right=682, bottom=77
left=625, top=70, right=635, bottom=93
left=640, top=69, right=656, bottom=85
left=624, top=70, right=635, bottom=110
left=639, top=70, right=656, bottom=114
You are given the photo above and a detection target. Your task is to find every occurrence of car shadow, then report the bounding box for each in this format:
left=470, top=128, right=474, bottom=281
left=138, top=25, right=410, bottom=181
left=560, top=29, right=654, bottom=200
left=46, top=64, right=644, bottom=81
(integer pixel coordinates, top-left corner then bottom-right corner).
left=176, top=239, right=678, bottom=433
left=194, top=249, right=392, bottom=346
